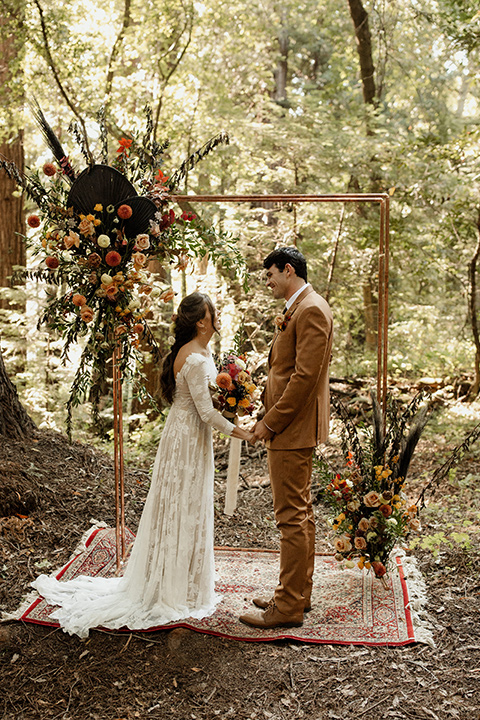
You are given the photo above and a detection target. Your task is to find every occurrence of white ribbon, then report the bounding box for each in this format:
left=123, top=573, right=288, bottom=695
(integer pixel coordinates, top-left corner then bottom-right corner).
left=224, top=417, right=242, bottom=515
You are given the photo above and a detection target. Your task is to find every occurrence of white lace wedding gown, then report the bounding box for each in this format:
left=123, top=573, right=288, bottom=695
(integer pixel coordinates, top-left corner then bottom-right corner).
left=32, top=352, right=235, bottom=638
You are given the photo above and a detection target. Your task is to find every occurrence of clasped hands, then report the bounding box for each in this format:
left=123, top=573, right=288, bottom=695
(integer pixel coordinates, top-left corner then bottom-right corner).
left=235, top=418, right=274, bottom=445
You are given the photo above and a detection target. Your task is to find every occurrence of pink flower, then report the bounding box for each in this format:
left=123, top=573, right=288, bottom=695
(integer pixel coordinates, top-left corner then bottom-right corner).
left=64, top=231, right=80, bottom=249
left=80, top=306, right=94, bottom=323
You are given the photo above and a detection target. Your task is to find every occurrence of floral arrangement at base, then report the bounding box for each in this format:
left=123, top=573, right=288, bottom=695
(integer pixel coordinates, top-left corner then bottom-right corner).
left=316, top=392, right=431, bottom=578
left=1, top=103, right=245, bottom=434
left=215, top=353, right=256, bottom=419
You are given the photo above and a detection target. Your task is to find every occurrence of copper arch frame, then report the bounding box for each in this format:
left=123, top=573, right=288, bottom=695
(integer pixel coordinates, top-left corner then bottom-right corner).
left=112, top=192, right=390, bottom=569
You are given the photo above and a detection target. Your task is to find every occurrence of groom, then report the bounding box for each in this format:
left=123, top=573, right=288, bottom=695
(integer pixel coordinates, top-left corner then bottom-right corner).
left=240, top=246, right=333, bottom=629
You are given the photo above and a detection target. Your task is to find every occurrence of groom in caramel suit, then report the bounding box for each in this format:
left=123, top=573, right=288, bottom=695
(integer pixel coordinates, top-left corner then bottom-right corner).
left=240, top=247, right=333, bottom=629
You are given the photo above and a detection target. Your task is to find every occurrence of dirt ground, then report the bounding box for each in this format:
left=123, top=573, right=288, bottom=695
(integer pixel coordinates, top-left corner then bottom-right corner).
left=0, top=426, right=479, bottom=720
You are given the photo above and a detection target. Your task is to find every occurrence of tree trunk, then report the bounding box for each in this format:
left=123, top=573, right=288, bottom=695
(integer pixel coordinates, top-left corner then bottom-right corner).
left=466, top=216, right=480, bottom=399
left=347, top=0, right=377, bottom=108
left=272, top=8, right=289, bottom=106
left=0, top=17, right=26, bottom=311
left=0, top=344, right=36, bottom=438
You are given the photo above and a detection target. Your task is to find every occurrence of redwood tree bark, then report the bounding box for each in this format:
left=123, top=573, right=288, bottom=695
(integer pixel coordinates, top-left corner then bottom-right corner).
left=467, top=215, right=480, bottom=399
left=0, top=345, right=36, bottom=438
left=347, top=0, right=377, bottom=107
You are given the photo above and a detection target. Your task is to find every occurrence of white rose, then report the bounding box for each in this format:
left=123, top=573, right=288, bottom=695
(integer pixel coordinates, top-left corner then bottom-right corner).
left=128, top=298, right=141, bottom=310
left=236, top=358, right=246, bottom=370
left=97, top=234, right=110, bottom=248
left=386, top=518, right=398, bottom=525
left=345, top=560, right=355, bottom=569
left=101, top=274, right=114, bottom=285
left=150, top=287, right=161, bottom=298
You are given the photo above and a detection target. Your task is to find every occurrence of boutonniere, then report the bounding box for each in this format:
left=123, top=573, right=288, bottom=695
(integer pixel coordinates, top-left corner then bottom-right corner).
left=274, top=308, right=295, bottom=332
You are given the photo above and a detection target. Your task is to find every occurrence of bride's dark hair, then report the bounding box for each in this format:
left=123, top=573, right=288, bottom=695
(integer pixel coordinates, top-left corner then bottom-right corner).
left=160, top=291, right=216, bottom=404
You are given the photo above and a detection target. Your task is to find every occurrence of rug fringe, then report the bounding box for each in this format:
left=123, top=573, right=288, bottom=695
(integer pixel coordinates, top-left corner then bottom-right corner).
left=396, top=549, right=436, bottom=647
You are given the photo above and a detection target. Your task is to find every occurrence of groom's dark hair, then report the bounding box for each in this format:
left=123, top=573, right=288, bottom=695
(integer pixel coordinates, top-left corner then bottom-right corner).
left=263, top=246, right=308, bottom=282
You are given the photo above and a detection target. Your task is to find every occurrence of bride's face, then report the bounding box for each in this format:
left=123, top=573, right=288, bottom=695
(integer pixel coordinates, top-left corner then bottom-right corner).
left=201, top=306, right=221, bottom=336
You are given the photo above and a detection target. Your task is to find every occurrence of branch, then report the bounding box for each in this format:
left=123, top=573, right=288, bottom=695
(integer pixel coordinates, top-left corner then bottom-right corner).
left=104, top=0, right=132, bottom=108
left=33, top=0, right=91, bottom=156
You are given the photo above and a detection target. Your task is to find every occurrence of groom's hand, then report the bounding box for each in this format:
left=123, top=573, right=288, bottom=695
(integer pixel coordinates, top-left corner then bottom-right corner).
left=253, top=419, right=274, bottom=442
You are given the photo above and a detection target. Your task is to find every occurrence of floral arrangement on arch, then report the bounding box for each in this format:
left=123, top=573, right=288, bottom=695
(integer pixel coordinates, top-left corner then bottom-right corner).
left=314, top=392, right=431, bottom=579
left=1, top=103, right=245, bottom=432
left=215, top=353, right=256, bottom=418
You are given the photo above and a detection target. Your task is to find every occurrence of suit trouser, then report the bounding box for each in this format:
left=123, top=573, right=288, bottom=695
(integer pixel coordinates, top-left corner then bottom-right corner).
left=267, top=446, right=315, bottom=616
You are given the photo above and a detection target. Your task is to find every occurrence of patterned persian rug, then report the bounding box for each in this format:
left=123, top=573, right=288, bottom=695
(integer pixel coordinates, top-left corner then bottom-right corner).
left=7, top=525, right=434, bottom=646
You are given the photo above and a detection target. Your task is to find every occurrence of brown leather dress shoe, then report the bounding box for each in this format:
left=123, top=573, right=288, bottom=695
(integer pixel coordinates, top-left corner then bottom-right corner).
left=239, top=603, right=303, bottom=629
left=252, top=596, right=312, bottom=613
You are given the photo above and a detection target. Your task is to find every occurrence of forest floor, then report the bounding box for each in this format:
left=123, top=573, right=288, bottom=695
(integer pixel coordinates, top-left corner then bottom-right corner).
left=1, top=398, right=480, bottom=720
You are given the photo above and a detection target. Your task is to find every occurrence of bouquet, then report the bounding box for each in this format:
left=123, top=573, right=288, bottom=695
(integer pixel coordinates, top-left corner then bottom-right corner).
left=214, top=353, right=256, bottom=418
left=1, top=103, right=245, bottom=432
left=317, top=392, right=431, bottom=578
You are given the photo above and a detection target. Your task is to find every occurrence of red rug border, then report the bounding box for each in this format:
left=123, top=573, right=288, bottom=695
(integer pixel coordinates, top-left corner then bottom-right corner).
left=16, top=534, right=420, bottom=645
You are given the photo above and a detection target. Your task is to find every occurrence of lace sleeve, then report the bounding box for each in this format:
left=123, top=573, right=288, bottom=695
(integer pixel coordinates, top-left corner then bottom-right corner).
left=184, top=356, right=235, bottom=435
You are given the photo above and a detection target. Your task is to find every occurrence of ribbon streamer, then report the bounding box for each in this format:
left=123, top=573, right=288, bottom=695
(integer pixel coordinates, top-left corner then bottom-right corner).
left=224, top=418, right=242, bottom=515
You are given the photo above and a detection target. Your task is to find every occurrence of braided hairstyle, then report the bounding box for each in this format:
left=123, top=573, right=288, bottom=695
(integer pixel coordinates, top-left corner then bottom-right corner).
left=160, top=291, right=216, bottom=404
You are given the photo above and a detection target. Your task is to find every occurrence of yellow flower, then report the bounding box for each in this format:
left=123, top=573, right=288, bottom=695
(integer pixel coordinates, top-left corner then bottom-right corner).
left=382, top=468, right=392, bottom=478
left=336, top=513, right=346, bottom=522
left=239, top=398, right=250, bottom=408
left=94, top=204, right=103, bottom=212
left=227, top=397, right=236, bottom=406
left=93, top=218, right=101, bottom=226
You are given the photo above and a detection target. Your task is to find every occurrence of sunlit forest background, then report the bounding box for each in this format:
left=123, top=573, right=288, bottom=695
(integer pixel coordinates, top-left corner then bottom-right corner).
left=1, top=0, right=480, bottom=443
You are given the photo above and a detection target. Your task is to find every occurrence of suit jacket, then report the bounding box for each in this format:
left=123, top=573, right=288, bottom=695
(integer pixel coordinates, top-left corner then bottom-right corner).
left=263, top=285, right=333, bottom=450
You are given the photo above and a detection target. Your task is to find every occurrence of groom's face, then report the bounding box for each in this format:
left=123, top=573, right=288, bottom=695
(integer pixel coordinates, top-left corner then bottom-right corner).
left=265, top=263, right=288, bottom=300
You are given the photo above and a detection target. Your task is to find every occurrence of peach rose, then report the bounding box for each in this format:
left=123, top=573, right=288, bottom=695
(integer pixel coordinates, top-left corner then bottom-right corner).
left=354, top=536, right=367, bottom=550
left=80, top=306, right=94, bottom=322
left=358, top=518, right=369, bottom=532
left=369, top=516, right=379, bottom=529
left=408, top=517, right=421, bottom=532
left=105, top=285, right=118, bottom=299
left=334, top=536, right=352, bottom=553
left=115, top=325, right=128, bottom=336
left=78, top=218, right=95, bottom=236
left=364, top=491, right=382, bottom=508
left=64, top=231, right=80, bottom=249
left=132, top=252, right=146, bottom=267
left=72, top=294, right=87, bottom=307
left=132, top=323, right=144, bottom=334
left=135, top=234, right=150, bottom=250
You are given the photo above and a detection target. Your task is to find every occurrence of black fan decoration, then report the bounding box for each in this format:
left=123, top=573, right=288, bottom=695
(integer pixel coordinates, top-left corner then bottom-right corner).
left=67, top=164, right=158, bottom=237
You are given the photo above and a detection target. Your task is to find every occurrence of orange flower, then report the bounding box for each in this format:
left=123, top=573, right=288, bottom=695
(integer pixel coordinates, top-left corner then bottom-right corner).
left=155, top=168, right=169, bottom=183
left=42, top=163, right=56, bottom=176
left=105, top=251, right=122, bottom=267
left=105, top=285, right=118, bottom=299
left=45, top=256, right=59, bottom=269
left=72, top=294, right=87, bottom=307
left=159, top=287, right=175, bottom=302
left=27, top=215, right=41, bottom=228
left=80, top=306, right=94, bottom=323
left=117, top=204, right=133, bottom=220
left=132, top=323, right=144, bottom=334
left=117, top=138, right=132, bottom=153
left=216, top=372, right=234, bottom=391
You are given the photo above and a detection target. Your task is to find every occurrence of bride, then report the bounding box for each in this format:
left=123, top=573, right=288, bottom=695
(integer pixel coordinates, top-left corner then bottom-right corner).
left=33, top=292, right=253, bottom=637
